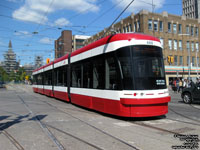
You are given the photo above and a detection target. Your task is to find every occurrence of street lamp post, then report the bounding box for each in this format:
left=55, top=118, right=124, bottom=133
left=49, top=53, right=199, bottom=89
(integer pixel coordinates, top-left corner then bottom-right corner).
left=178, top=33, right=190, bottom=80
left=188, top=46, right=191, bottom=81
left=196, top=49, right=199, bottom=78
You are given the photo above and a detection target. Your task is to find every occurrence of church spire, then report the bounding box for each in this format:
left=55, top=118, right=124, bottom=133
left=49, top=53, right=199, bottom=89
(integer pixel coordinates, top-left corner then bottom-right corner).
left=8, top=40, right=12, bottom=49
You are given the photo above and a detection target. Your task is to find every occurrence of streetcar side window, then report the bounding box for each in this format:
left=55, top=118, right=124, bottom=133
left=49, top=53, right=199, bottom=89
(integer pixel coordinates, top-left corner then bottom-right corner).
left=83, top=61, right=92, bottom=88
left=33, top=75, right=37, bottom=85
left=63, top=65, right=68, bottom=86
left=71, top=63, right=82, bottom=88
left=54, top=66, right=67, bottom=86
left=48, top=70, right=52, bottom=85
left=43, top=71, right=48, bottom=85
left=54, top=68, right=57, bottom=86
left=38, top=73, right=43, bottom=85
left=117, top=47, right=133, bottom=90
left=93, top=56, right=105, bottom=89
left=105, top=56, right=119, bottom=90
left=58, top=67, right=63, bottom=86
left=43, top=70, right=52, bottom=85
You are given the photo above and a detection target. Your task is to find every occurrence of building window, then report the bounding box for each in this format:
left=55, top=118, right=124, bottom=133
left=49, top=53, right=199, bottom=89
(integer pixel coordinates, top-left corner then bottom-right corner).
left=168, top=39, right=172, bottom=50
left=196, top=42, right=199, bottom=51
left=187, top=41, right=190, bottom=51
left=191, top=42, right=194, bottom=51
left=148, top=19, right=152, bottom=30
left=174, top=55, right=178, bottom=65
left=129, top=24, right=132, bottom=32
left=179, top=40, right=182, bottom=50
left=160, top=38, right=164, bottom=48
left=197, top=57, right=199, bottom=66
left=178, top=24, right=182, bottom=34
left=126, top=25, right=129, bottom=32
left=123, top=27, right=126, bottom=33
left=195, top=27, right=198, bottom=37
left=168, top=22, right=171, bottom=33
left=137, top=21, right=140, bottom=32
left=173, top=24, right=177, bottom=34
left=192, top=56, right=195, bottom=66
left=186, top=25, right=190, bottom=34
left=179, top=56, right=183, bottom=65
left=159, top=21, right=163, bottom=32
left=187, top=56, right=190, bottom=65
left=174, top=40, right=177, bottom=50
left=154, top=20, right=158, bottom=31
left=191, top=26, right=194, bottom=36
left=134, top=22, right=137, bottom=32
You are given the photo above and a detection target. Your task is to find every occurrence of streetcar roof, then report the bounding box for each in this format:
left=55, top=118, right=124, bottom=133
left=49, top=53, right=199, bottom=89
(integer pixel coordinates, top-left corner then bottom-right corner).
left=33, top=33, right=160, bottom=73
left=71, top=33, right=160, bottom=57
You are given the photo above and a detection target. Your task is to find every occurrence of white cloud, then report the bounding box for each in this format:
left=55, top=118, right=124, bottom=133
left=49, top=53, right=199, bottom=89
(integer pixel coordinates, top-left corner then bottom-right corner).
left=13, top=5, right=48, bottom=24
left=111, top=0, right=165, bottom=13
left=40, top=37, right=55, bottom=44
left=12, top=0, right=99, bottom=24
left=53, top=18, right=70, bottom=27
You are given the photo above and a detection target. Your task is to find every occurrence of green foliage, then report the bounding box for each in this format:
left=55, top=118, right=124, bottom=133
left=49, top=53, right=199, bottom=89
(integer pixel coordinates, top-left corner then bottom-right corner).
left=0, top=66, right=28, bottom=82
left=0, top=67, right=9, bottom=81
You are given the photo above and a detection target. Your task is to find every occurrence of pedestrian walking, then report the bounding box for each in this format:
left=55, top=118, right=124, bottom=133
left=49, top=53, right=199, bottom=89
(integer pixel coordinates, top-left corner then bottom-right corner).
left=178, top=79, right=183, bottom=92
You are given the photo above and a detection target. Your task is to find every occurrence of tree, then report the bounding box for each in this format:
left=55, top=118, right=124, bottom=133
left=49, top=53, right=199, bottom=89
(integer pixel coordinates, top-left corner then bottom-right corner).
left=15, top=67, right=26, bottom=82
left=0, top=67, right=9, bottom=82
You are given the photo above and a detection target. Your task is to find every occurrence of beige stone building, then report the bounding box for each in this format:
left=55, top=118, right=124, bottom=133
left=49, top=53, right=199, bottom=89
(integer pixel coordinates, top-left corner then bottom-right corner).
left=85, top=10, right=200, bottom=85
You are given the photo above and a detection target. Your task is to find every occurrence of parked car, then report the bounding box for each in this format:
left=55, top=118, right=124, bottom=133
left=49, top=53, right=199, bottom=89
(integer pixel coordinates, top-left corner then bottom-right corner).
left=181, top=83, right=200, bottom=104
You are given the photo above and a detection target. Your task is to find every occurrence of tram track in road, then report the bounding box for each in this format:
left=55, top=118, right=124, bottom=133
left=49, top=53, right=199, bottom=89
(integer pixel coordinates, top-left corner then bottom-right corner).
left=15, top=89, right=142, bottom=150
left=0, top=130, right=24, bottom=150
left=169, top=107, right=200, bottom=124
left=16, top=93, right=66, bottom=150
left=28, top=93, right=141, bottom=150
left=189, top=103, right=200, bottom=111
left=45, top=124, right=105, bottom=150
left=130, top=120, right=195, bottom=136
left=42, top=102, right=141, bottom=150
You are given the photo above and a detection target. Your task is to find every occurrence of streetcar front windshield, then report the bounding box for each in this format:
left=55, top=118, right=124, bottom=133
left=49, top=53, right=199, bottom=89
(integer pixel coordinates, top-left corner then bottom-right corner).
left=117, top=45, right=166, bottom=90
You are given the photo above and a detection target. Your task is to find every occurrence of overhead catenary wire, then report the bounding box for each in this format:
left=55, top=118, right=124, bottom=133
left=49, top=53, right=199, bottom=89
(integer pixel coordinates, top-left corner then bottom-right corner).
left=26, top=0, right=55, bottom=47
left=102, top=0, right=134, bottom=38
left=86, top=0, right=124, bottom=27
left=0, top=0, right=114, bottom=37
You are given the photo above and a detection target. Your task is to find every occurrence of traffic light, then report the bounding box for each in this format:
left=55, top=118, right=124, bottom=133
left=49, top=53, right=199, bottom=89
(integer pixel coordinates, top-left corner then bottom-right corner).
left=167, top=56, right=171, bottom=63
left=167, top=55, right=173, bottom=64
left=46, top=58, right=50, bottom=64
left=170, top=56, right=174, bottom=63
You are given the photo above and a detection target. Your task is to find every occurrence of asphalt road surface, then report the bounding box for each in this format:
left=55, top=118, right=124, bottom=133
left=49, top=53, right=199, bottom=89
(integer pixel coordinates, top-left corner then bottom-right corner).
left=0, top=84, right=199, bottom=150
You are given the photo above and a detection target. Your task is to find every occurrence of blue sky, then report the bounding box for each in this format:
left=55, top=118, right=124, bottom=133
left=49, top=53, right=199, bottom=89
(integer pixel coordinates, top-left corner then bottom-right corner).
left=0, top=0, right=182, bottom=66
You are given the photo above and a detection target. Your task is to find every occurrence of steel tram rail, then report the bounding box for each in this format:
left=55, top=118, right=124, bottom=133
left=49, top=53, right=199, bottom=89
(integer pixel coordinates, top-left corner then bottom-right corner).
left=14, top=89, right=116, bottom=150
left=16, top=94, right=65, bottom=150
left=0, top=130, right=24, bottom=150
left=29, top=93, right=141, bottom=150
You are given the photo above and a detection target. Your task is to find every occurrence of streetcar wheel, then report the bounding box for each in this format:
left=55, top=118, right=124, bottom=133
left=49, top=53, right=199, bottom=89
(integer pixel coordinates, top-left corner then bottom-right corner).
left=183, top=93, right=192, bottom=104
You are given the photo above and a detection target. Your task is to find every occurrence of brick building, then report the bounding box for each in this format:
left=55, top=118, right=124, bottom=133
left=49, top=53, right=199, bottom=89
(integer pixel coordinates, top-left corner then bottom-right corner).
left=85, top=10, right=200, bottom=85
left=55, top=30, right=90, bottom=59
left=55, top=30, right=72, bottom=59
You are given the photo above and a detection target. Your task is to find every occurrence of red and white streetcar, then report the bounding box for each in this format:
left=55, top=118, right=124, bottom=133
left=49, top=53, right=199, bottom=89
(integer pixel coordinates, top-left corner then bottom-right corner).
left=32, top=33, right=171, bottom=117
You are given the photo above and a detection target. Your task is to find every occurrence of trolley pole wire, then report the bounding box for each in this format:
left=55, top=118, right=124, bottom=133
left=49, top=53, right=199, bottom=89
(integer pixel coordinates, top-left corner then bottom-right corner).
left=102, top=0, right=134, bottom=38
